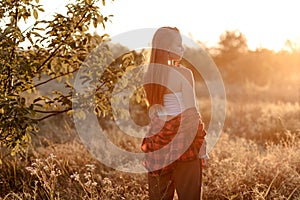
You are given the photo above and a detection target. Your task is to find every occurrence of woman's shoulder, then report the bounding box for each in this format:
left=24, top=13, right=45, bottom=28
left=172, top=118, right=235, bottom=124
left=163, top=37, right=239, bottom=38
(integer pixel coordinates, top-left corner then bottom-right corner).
left=174, top=65, right=194, bottom=82
left=167, top=65, right=194, bottom=87
left=166, top=65, right=195, bottom=87
left=171, top=65, right=192, bottom=74
left=179, top=65, right=192, bottom=72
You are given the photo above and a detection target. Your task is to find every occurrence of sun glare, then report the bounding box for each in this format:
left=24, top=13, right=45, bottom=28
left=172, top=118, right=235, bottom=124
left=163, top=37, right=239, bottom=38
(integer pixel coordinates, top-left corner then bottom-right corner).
left=18, top=0, right=300, bottom=52
left=100, top=0, right=300, bottom=52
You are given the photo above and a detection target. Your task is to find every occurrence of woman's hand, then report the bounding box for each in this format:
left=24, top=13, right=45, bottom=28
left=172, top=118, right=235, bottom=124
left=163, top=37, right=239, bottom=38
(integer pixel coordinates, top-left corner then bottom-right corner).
left=201, top=156, right=210, bottom=169
left=199, top=139, right=209, bottom=168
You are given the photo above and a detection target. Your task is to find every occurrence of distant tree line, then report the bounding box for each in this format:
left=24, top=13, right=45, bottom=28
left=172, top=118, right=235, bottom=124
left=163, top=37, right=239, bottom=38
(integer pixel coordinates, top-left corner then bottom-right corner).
left=206, top=30, right=299, bottom=85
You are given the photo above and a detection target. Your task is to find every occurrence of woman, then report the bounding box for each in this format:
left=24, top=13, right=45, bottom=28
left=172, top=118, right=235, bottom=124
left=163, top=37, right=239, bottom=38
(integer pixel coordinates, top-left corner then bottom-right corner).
left=142, top=27, right=209, bottom=200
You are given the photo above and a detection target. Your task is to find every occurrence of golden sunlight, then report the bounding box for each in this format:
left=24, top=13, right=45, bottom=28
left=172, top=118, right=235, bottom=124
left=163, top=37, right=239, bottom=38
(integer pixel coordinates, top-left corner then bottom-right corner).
left=100, top=0, right=300, bottom=52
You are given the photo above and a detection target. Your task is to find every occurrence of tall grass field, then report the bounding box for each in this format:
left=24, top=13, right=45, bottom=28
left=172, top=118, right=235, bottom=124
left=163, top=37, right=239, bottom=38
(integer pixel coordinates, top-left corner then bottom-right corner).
left=1, top=82, right=299, bottom=200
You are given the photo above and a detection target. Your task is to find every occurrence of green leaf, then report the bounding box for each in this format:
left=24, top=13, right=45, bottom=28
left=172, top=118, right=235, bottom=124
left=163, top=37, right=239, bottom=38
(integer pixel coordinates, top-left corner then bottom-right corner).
left=67, top=110, right=74, bottom=115
left=93, top=18, right=98, bottom=28
left=33, top=9, right=38, bottom=19
left=33, top=97, right=43, bottom=103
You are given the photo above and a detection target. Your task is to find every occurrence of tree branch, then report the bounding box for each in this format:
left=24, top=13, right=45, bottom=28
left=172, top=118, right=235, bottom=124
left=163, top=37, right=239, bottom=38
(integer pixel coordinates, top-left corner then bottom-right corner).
left=34, top=109, right=69, bottom=113
left=24, top=68, right=79, bottom=92
left=96, top=82, right=106, bottom=92
left=36, top=9, right=89, bottom=72
left=6, top=3, right=19, bottom=94
left=34, top=108, right=71, bottom=121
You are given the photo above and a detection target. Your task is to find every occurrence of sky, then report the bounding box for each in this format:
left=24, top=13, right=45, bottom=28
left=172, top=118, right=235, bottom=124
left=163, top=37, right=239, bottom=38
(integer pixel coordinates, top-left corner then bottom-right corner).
left=32, top=0, right=300, bottom=51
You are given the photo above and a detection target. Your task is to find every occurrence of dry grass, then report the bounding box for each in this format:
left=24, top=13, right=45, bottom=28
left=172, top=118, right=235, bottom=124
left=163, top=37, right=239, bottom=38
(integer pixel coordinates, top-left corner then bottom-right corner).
left=1, top=82, right=300, bottom=199
left=203, top=132, right=300, bottom=199
left=0, top=140, right=148, bottom=200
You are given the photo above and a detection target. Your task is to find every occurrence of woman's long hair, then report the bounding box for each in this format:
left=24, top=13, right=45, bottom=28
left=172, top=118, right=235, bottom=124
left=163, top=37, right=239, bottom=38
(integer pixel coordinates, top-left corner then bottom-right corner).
left=143, top=27, right=180, bottom=107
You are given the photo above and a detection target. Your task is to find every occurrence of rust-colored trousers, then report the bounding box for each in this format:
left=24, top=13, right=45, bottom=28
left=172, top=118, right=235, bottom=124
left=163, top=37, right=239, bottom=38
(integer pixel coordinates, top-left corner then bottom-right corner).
left=148, top=159, right=202, bottom=200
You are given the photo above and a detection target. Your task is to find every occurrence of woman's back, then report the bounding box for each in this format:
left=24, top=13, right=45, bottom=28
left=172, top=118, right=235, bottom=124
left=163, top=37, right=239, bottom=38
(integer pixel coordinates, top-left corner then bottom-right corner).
left=164, top=65, right=197, bottom=113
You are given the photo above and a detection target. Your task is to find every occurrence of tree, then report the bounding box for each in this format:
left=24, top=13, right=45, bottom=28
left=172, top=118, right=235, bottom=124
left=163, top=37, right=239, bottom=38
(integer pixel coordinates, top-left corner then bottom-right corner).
left=214, top=30, right=248, bottom=65
left=0, top=0, right=145, bottom=154
left=284, top=39, right=300, bottom=53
